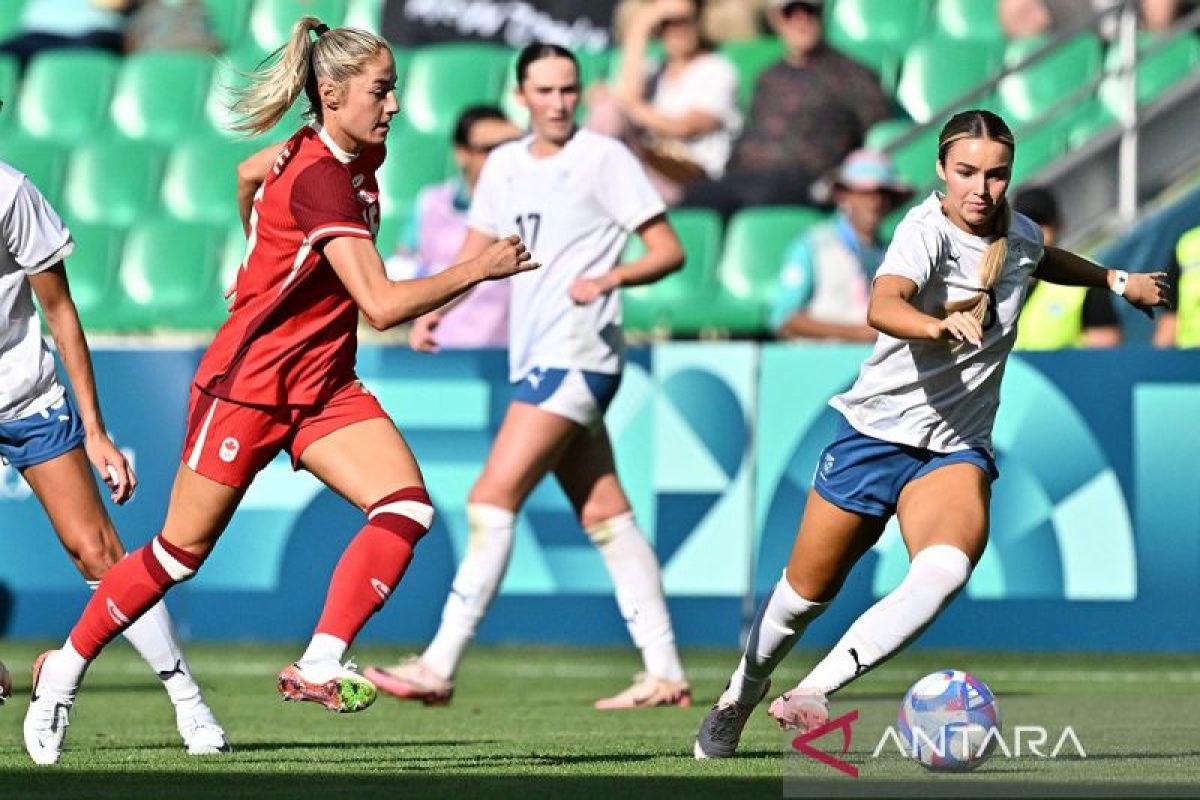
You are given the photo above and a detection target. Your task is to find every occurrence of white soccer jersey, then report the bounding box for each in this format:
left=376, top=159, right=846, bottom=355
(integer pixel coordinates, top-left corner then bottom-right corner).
left=467, top=128, right=666, bottom=381
left=0, top=161, right=73, bottom=422
left=830, top=192, right=1044, bottom=454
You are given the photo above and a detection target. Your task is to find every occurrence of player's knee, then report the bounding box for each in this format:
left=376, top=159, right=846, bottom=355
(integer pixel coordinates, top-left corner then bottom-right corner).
left=74, top=536, right=121, bottom=581
left=367, top=487, right=435, bottom=546
left=908, top=544, right=972, bottom=595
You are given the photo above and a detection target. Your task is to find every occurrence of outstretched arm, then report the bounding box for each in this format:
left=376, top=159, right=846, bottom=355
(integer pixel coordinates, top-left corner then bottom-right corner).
left=1036, top=246, right=1170, bottom=317
left=29, top=265, right=136, bottom=503
left=570, top=213, right=684, bottom=304
left=325, top=233, right=536, bottom=331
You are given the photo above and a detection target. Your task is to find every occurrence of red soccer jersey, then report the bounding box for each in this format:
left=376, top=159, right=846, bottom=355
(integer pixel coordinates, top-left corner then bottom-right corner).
left=195, top=125, right=384, bottom=406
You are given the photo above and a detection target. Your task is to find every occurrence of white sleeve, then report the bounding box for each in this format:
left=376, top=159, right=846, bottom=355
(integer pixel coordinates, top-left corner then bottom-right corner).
left=2, top=177, right=74, bottom=275
left=466, top=152, right=505, bottom=238
left=593, top=142, right=666, bottom=232
left=685, top=56, right=738, bottom=121
left=876, top=221, right=939, bottom=291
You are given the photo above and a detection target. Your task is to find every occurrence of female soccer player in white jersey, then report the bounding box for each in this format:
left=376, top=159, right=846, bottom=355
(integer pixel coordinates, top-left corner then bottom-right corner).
left=0, top=156, right=228, bottom=754
left=22, top=18, right=534, bottom=765
left=693, top=109, right=1171, bottom=758
left=366, top=43, right=692, bottom=710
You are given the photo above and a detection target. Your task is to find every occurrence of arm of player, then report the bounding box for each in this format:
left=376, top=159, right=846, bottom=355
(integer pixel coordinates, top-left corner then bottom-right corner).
left=1035, top=246, right=1170, bottom=318
left=28, top=265, right=136, bottom=503
left=236, top=143, right=281, bottom=234
left=325, top=233, right=536, bottom=331
left=570, top=214, right=684, bottom=304
left=868, top=275, right=985, bottom=347
left=408, top=227, right=498, bottom=352
left=777, top=312, right=877, bottom=343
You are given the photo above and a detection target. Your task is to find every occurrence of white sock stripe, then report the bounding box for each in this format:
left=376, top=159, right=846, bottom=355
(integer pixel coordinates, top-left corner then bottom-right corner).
left=186, top=397, right=219, bottom=471
left=466, top=503, right=516, bottom=526
left=151, top=538, right=197, bottom=582
left=368, top=499, right=434, bottom=528
left=585, top=511, right=637, bottom=545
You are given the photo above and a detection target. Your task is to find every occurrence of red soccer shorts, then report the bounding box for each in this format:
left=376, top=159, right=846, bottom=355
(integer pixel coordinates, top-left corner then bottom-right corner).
left=181, top=380, right=391, bottom=489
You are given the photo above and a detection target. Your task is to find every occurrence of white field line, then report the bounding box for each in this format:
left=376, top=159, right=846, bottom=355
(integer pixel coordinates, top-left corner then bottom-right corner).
left=84, top=659, right=1200, bottom=684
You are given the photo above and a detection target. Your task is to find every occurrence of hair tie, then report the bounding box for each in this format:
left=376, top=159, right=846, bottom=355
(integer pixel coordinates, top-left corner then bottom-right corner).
left=314, top=23, right=330, bottom=36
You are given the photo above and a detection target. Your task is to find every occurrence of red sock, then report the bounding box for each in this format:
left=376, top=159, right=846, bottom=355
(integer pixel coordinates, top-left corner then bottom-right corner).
left=69, top=535, right=203, bottom=660
left=314, top=487, right=433, bottom=644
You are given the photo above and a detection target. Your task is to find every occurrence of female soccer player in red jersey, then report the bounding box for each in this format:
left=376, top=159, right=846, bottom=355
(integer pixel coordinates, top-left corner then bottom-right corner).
left=23, top=17, right=535, bottom=765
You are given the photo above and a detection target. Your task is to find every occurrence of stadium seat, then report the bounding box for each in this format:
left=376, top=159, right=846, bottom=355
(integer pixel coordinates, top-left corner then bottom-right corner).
left=622, top=208, right=723, bottom=335
left=64, top=139, right=166, bottom=228
left=0, top=137, right=68, bottom=207
left=162, top=138, right=264, bottom=225
left=1010, top=120, right=1065, bottom=186
left=827, top=0, right=931, bottom=83
left=0, top=54, right=18, bottom=133
left=61, top=220, right=128, bottom=330
left=17, top=50, right=119, bottom=144
left=0, top=0, right=28, bottom=40
left=110, top=52, right=214, bottom=144
left=220, top=218, right=248, bottom=298
left=402, top=43, right=511, bottom=134
left=896, top=37, right=1002, bottom=123
left=248, top=0, right=347, bottom=53
left=344, top=0, right=384, bottom=33
left=871, top=120, right=941, bottom=192
left=997, top=34, right=1103, bottom=123
left=718, top=37, right=786, bottom=111
left=202, top=0, right=253, bottom=50
left=934, top=0, right=1003, bottom=42
left=676, top=206, right=825, bottom=336
left=119, top=218, right=226, bottom=330
left=376, top=122, right=455, bottom=219
left=1099, top=31, right=1200, bottom=114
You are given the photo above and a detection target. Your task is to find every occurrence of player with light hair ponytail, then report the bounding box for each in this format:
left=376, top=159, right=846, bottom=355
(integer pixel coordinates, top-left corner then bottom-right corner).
left=23, top=16, right=538, bottom=766
left=694, top=108, right=1172, bottom=760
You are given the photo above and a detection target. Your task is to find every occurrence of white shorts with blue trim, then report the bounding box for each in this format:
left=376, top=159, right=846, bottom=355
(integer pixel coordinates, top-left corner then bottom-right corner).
left=511, top=366, right=622, bottom=428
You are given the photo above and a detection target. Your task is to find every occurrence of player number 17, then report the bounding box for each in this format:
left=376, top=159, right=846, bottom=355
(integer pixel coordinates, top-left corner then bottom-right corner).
left=515, top=213, right=541, bottom=250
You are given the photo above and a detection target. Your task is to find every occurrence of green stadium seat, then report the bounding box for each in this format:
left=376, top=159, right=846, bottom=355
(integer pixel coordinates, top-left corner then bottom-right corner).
left=110, top=52, right=214, bottom=143
left=17, top=50, right=119, bottom=144
left=0, top=54, right=18, bottom=133
left=676, top=206, right=825, bottom=336
left=61, top=220, right=128, bottom=330
left=402, top=43, right=511, bottom=134
left=622, top=208, right=723, bottom=335
left=248, top=0, right=347, bottom=53
left=202, top=0, right=254, bottom=50
left=718, top=37, right=786, bottom=111
left=64, top=139, right=166, bottom=228
left=896, top=37, right=1002, bottom=123
left=0, top=137, right=68, bottom=207
left=162, top=138, right=264, bottom=225
left=1010, top=120, right=1065, bottom=186
left=873, top=120, right=941, bottom=192
left=377, top=122, right=455, bottom=219
left=934, top=0, right=1003, bottom=42
left=0, top=0, right=28, bottom=40
left=827, top=0, right=931, bottom=83
left=221, top=219, right=248, bottom=298
left=998, top=34, right=1103, bottom=123
left=1099, top=31, right=1200, bottom=114
left=344, top=0, right=384, bottom=33
left=119, top=218, right=226, bottom=330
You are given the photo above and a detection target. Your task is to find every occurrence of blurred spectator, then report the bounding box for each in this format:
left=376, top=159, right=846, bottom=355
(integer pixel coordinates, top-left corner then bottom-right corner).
left=680, top=0, right=892, bottom=219
left=999, top=0, right=1179, bottom=39
left=125, top=0, right=221, bottom=53
left=385, top=105, right=521, bottom=349
left=616, top=0, right=767, bottom=43
left=1153, top=225, right=1198, bottom=347
left=0, top=0, right=132, bottom=73
left=589, top=0, right=742, bottom=205
left=1013, top=187, right=1123, bottom=350
left=770, top=150, right=912, bottom=342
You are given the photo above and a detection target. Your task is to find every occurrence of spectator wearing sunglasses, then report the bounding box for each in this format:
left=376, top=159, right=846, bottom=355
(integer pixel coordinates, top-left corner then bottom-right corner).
left=386, top=105, right=521, bottom=348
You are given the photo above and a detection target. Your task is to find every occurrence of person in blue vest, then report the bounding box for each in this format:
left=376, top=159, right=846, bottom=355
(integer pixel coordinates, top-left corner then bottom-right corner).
left=1012, top=187, right=1122, bottom=350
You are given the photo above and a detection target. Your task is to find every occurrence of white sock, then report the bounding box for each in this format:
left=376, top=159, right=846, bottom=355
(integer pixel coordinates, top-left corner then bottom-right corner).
left=727, top=571, right=826, bottom=704
left=422, top=503, right=515, bottom=680
left=296, top=633, right=348, bottom=680
left=588, top=512, right=685, bottom=683
left=41, top=640, right=89, bottom=698
left=89, top=579, right=203, bottom=710
left=798, top=544, right=971, bottom=695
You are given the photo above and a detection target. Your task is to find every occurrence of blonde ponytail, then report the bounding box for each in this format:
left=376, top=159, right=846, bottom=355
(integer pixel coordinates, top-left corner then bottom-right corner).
left=227, top=17, right=391, bottom=137
left=965, top=201, right=1009, bottom=323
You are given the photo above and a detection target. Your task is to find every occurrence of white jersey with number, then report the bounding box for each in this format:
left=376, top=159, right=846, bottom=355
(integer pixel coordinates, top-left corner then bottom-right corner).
left=830, top=192, right=1044, bottom=454
left=0, top=161, right=73, bottom=422
left=467, top=128, right=666, bottom=382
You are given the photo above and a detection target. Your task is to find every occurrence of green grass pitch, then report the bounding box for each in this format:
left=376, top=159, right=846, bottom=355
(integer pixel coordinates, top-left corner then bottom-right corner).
left=0, top=642, right=1197, bottom=798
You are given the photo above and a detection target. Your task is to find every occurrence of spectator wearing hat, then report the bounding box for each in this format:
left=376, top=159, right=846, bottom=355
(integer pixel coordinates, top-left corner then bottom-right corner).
left=771, top=150, right=912, bottom=342
left=682, top=0, right=892, bottom=219
left=1012, top=187, right=1122, bottom=350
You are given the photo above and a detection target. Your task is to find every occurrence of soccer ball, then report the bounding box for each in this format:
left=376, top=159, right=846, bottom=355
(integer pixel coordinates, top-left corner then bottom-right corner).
left=898, top=669, right=1001, bottom=772
left=0, top=660, right=11, bottom=704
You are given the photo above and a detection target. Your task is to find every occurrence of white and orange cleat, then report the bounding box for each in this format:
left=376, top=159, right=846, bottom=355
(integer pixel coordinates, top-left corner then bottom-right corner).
left=277, top=660, right=377, bottom=713
left=594, top=673, right=692, bottom=710
left=767, top=687, right=829, bottom=732
left=363, top=657, right=454, bottom=706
